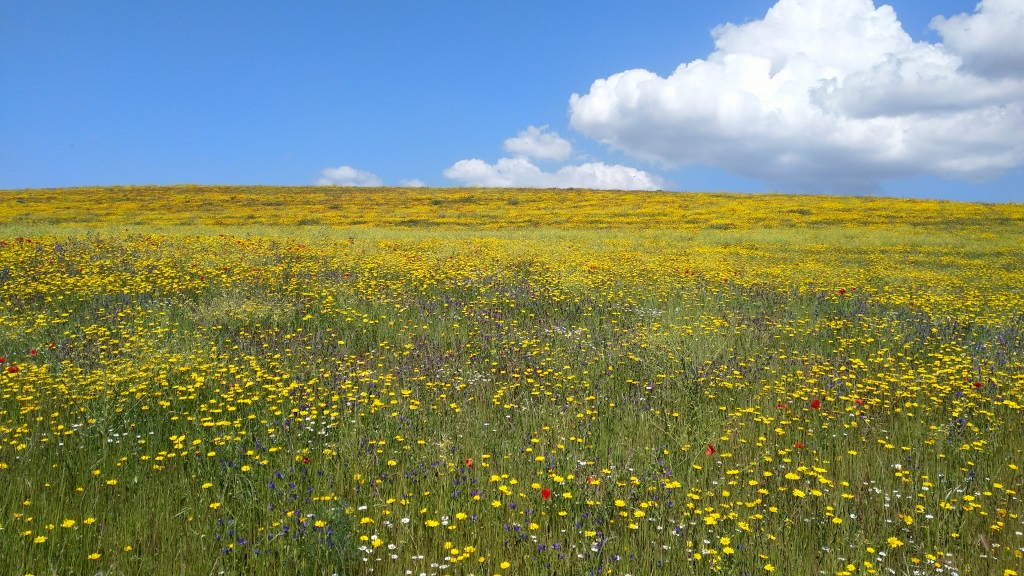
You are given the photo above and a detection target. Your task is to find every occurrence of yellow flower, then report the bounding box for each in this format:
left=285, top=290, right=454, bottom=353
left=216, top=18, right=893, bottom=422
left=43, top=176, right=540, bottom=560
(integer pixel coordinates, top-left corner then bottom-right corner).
left=88, top=553, right=101, bottom=560
left=34, top=535, right=47, bottom=544
left=209, top=502, right=221, bottom=509
left=887, top=536, right=904, bottom=548
left=425, top=519, right=439, bottom=527
left=500, top=561, right=511, bottom=569
left=765, top=564, right=775, bottom=572
left=61, top=519, right=76, bottom=528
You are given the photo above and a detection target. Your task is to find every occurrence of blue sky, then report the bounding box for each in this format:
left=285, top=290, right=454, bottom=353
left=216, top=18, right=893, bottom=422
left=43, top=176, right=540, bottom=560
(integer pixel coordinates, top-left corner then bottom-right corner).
left=2, top=0, right=1022, bottom=203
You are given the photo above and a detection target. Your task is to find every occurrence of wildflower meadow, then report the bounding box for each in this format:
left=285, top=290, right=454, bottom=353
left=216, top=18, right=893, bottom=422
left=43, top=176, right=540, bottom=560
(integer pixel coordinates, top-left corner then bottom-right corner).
left=1, top=186, right=1023, bottom=575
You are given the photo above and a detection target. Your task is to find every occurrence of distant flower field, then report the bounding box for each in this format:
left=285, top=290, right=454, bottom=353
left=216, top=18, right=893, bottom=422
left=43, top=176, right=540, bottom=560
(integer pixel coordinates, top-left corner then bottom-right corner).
left=1, top=186, right=1023, bottom=575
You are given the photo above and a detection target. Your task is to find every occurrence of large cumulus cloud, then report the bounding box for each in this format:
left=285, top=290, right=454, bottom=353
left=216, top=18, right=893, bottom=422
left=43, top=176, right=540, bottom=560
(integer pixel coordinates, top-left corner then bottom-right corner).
left=568, top=0, right=1024, bottom=192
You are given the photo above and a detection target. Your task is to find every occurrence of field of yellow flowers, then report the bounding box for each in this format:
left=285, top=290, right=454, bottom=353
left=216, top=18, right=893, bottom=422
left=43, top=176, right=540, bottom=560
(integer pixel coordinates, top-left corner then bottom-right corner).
left=1, top=186, right=1023, bottom=575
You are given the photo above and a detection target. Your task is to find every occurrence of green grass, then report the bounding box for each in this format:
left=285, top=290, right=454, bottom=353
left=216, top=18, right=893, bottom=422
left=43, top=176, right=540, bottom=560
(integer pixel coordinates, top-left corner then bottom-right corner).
left=1, top=191, right=1023, bottom=575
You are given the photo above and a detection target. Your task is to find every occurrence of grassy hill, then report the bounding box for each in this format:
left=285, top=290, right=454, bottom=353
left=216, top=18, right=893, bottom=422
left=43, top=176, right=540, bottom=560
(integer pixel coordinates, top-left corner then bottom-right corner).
left=1, top=186, right=1022, bottom=574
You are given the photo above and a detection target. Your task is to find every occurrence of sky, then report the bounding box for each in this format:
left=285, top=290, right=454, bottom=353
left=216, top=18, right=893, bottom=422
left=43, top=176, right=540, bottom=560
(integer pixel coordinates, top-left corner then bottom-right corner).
left=2, top=0, right=1022, bottom=203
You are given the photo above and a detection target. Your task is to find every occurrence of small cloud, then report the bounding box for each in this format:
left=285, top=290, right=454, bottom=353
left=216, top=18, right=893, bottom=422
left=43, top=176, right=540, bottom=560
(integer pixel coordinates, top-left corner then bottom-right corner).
left=316, top=165, right=383, bottom=187
left=503, top=125, right=573, bottom=161
left=398, top=178, right=427, bottom=187
left=444, top=156, right=662, bottom=191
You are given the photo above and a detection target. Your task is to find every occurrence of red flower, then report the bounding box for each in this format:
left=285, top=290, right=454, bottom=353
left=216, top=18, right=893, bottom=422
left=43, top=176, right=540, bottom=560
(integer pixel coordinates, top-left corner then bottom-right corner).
left=838, top=288, right=847, bottom=295
left=854, top=399, right=865, bottom=406
left=777, top=402, right=788, bottom=409
left=973, top=381, right=983, bottom=388
left=465, top=458, right=473, bottom=468
left=30, top=349, right=37, bottom=356
left=793, top=442, right=804, bottom=449
left=587, top=476, right=597, bottom=484
left=7, top=365, right=20, bottom=374
left=541, top=488, right=552, bottom=500
left=705, top=444, right=716, bottom=456
left=810, top=399, right=821, bottom=410
left=302, top=456, right=310, bottom=464
left=0, top=356, right=5, bottom=364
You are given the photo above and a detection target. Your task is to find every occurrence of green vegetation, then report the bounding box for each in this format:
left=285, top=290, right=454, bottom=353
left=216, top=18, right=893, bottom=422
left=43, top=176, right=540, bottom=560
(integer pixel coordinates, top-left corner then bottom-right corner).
left=0, top=186, right=1022, bottom=575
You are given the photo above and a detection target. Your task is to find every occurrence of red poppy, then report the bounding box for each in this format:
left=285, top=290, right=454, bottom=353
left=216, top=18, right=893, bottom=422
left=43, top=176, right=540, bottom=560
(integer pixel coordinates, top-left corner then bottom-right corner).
left=793, top=442, right=804, bottom=449
left=777, top=402, right=788, bottom=409
left=705, top=444, right=716, bottom=456
left=854, top=399, right=865, bottom=406
left=29, top=349, right=37, bottom=356
left=465, top=458, right=473, bottom=468
left=587, top=476, right=597, bottom=484
left=302, top=456, right=310, bottom=464
left=0, top=357, right=5, bottom=364
left=541, top=488, right=552, bottom=500
left=972, top=381, right=983, bottom=388
left=838, top=288, right=847, bottom=295
left=810, top=399, right=821, bottom=410
left=7, top=365, right=20, bottom=374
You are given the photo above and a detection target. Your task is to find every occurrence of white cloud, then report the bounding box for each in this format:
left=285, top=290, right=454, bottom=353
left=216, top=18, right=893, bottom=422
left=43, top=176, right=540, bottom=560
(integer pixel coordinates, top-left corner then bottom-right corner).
left=568, top=0, right=1024, bottom=192
left=503, top=125, right=573, bottom=161
left=930, top=0, right=1024, bottom=78
left=444, top=156, right=663, bottom=191
left=398, top=178, right=427, bottom=187
left=316, top=165, right=383, bottom=187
